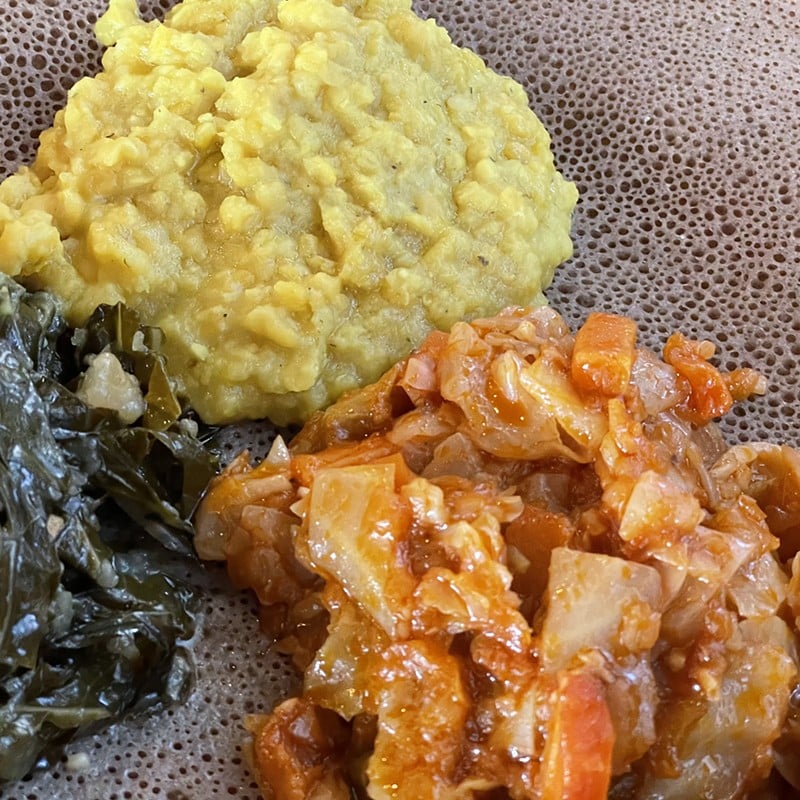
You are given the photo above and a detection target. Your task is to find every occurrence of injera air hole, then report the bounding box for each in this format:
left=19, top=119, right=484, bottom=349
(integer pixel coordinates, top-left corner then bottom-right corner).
left=0, top=0, right=798, bottom=797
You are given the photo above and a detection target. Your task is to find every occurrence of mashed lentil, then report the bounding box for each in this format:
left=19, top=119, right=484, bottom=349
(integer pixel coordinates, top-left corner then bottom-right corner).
left=0, top=0, right=577, bottom=424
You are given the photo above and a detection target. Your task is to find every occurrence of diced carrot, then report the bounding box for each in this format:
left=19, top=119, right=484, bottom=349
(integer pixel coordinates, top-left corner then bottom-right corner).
left=540, top=671, right=615, bottom=800
left=571, top=313, right=638, bottom=396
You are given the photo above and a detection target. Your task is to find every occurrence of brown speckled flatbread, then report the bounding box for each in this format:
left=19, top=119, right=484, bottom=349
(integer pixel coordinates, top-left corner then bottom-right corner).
left=1, top=1, right=798, bottom=797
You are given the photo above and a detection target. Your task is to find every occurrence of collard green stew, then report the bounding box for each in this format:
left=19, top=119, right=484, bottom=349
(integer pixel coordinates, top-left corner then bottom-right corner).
left=0, top=275, right=217, bottom=781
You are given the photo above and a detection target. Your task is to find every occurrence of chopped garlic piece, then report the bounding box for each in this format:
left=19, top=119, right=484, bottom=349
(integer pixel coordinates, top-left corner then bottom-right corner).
left=75, top=351, right=145, bottom=424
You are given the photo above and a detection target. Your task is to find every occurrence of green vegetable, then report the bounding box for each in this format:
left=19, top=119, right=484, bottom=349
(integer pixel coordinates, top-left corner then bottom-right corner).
left=0, top=275, right=218, bottom=781
left=69, top=302, right=183, bottom=431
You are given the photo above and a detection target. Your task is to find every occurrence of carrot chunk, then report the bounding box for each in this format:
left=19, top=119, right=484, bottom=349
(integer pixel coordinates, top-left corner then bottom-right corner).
left=571, top=313, right=637, bottom=396
left=540, top=671, right=615, bottom=800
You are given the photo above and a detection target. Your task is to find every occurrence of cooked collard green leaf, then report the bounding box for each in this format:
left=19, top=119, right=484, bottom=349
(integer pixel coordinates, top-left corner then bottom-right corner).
left=69, top=302, right=183, bottom=430
left=0, top=275, right=217, bottom=782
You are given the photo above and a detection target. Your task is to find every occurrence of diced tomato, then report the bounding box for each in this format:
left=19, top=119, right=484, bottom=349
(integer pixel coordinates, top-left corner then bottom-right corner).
left=663, top=332, right=733, bottom=421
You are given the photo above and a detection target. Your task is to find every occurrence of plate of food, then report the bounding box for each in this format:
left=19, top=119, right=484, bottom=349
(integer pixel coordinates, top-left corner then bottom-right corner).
left=1, top=0, right=799, bottom=798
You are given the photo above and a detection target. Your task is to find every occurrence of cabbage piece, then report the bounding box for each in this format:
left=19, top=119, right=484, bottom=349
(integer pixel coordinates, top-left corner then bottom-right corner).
left=367, top=641, right=468, bottom=800
left=714, top=443, right=800, bottom=560
left=539, top=548, right=662, bottom=672
left=304, top=588, right=388, bottom=720
left=438, top=320, right=570, bottom=461
left=302, top=462, right=415, bottom=638
left=538, top=549, right=663, bottom=777
left=617, top=469, right=703, bottom=549
left=520, top=353, right=609, bottom=455
left=637, top=624, right=796, bottom=799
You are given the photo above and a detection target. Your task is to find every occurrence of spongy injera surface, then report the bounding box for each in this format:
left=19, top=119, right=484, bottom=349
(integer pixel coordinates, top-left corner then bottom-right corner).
left=1, top=1, right=799, bottom=797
